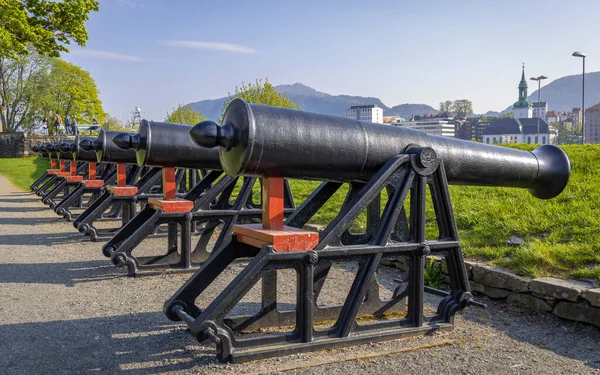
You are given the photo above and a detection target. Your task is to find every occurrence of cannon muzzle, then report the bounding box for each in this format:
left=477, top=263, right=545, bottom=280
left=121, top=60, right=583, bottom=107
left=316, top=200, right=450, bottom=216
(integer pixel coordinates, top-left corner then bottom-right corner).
left=113, top=120, right=221, bottom=169
left=190, top=99, right=570, bottom=199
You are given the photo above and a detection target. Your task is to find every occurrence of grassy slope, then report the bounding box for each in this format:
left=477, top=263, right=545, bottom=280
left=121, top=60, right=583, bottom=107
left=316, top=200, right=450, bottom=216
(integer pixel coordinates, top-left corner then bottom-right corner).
left=450, top=144, right=599, bottom=282
left=288, top=144, right=600, bottom=282
left=1, top=144, right=598, bottom=282
left=0, top=157, right=49, bottom=191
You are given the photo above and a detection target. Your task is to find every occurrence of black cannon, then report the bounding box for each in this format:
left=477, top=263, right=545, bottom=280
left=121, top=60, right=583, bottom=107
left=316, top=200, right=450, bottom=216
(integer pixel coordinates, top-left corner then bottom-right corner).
left=29, top=142, right=57, bottom=191
left=104, top=120, right=295, bottom=276
left=40, top=139, right=94, bottom=208
left=73, top=130, right=151, bottom=240
left=162, top=100, right=570, bottom=362
left=52, top=136, right=118, bottom=221
left=35, top=140, right=79, bottom=198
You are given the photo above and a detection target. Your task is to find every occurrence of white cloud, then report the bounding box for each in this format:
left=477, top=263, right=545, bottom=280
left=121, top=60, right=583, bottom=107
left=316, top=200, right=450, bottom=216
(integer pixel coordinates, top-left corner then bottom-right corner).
left=69, top=49, right=143, bottom=62
left=161, top=40, right=258, bottom=54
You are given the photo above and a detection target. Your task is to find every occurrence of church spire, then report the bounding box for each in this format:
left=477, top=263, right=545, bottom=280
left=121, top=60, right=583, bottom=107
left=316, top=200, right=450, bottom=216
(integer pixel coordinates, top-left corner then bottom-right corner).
left=519, top=63, right=528, bottom=89
left=513, top=64, right=532, bottom=110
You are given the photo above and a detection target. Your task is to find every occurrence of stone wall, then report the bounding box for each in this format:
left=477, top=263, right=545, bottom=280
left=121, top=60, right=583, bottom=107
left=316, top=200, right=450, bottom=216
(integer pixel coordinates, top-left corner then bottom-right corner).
left=381, top=256, right=600, bottom=329
left=0, top=133, right=25, bottom=158
left=0, top=133, right=73, bottom=158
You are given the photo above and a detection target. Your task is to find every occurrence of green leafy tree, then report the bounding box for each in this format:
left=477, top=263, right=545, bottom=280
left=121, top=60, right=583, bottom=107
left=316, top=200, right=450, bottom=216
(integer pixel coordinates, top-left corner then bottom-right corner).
left=0, top=50, right=51, bottom=132
left=165, top=104, right=206, bottom=125
left=102, top=115, right=129, bottom=132
left=451, top=99, right=473, bottom=117
left=36, top=59, right=105, bottom=125
left=219, top=78, right=301, bottom=122
left=0, top=0, right=99, bottom=58
left=439, top=100, right=453, bottom=113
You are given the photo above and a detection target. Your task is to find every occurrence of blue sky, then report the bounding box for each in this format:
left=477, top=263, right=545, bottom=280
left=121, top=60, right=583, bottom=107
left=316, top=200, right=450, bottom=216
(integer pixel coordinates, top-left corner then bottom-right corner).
left=64, top=0, right=600, bottom=122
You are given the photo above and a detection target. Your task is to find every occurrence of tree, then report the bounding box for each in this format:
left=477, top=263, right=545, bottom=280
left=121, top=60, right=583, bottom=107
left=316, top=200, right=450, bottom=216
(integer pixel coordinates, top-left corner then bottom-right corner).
left=102, top=115, right=128, bottom=132
left=0, top=50, right=51, bottom=132
left=219, top=78, right=300, bottom=121
left=165, top=104, right=206, bottom=125
left=0, top=0, right=99, bottom=58
left=451, top=99, right=473, bottom=117
left=439, top=100, right=453, bottom=113
left=36, top=59, right=105, bottom=125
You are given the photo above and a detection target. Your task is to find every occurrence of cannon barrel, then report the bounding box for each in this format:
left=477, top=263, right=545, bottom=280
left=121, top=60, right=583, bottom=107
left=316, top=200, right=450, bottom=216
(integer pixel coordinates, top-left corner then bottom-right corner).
left=58, top=136, right=98, bottom=162
left=190, top=99, right=570, bottom=199
left=112, top=120, right=221, bottom=169
left=80, top=130, right=137, bottom=164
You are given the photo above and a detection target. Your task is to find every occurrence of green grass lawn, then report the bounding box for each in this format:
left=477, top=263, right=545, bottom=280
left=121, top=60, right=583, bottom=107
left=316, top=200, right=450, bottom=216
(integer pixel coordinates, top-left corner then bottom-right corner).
left=0, top=157, right=49, bottom=191
left=1, top=144, right=598, bottom=282
left=289, top=144, right=600, bottom=283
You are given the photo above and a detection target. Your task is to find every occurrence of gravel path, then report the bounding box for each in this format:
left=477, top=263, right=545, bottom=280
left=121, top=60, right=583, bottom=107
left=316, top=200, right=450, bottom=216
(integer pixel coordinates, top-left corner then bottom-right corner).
left=0, top=174, right=599, bottom=374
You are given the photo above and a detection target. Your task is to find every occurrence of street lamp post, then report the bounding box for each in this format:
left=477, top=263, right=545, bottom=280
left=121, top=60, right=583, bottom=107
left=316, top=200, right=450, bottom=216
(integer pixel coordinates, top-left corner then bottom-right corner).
left=530, top=75, right=548, bottom=144
left=572, top=51, right=586, bottom=143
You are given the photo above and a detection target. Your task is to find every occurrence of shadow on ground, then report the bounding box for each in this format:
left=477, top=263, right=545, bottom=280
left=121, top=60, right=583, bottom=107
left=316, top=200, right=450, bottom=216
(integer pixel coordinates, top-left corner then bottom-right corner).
left=0, top=206, right=48, bottom=212
left=0, top=232, right=85, bottom=245
left=0, top=216, right=65, bottom=225
left=0, top=312, right=214, bottom=374
left=0, top=259, right=121, bottom=286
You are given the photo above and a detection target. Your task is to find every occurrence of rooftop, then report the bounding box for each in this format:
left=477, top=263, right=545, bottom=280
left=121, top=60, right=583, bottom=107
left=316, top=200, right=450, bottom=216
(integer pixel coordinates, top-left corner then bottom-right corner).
left=349, top=104, right=379, bottom=109
left=586, top=103, right=600, bottom=111
left=483, top=117, right=549, bottom=135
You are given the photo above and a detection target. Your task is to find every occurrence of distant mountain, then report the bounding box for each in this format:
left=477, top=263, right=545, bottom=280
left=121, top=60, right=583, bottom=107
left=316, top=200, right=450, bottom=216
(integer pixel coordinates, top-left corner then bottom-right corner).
left=500, top=71, right=600, bottom=113
left=388, top=104, right=438, bottom=119
left=186, top=83, right=436, bottom=120
left=186, top=97, right=227, bottom=122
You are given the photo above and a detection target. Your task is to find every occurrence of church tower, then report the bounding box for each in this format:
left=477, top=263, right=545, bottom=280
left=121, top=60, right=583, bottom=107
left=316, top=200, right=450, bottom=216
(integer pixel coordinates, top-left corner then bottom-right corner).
left=513, top=64, right=533, bottom=119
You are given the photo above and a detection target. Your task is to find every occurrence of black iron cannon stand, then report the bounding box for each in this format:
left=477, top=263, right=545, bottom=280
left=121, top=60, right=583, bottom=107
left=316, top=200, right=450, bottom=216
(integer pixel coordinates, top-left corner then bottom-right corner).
left=105, top=169, right=296, bottom=276
left=163, top=148, right=484, bottom=363
left=73, top=162, right=147, bottom=241
left=35, top=159, right=74, bottom=197
left=54, top=162, right=115, bottom=222
left=30, top=157, right=58, bottom=192
left=41, top=161, right=89, bottom=208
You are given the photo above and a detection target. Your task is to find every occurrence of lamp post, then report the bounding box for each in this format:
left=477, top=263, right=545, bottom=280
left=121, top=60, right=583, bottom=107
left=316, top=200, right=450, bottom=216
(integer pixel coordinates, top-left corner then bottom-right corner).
left=530, top=75, right=548, bottom=144
left=572, top=51, right=586, bottom=143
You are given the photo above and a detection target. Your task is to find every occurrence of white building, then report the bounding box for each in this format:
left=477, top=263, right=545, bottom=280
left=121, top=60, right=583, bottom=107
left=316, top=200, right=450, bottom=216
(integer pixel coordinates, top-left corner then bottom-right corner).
left=532, top=101, right=547, bottom=119
left=584, top=103, right=600, bottom=144
left=400, top=119, right=455, bottom=137
left=546, top=111, right=559, bottom=123
left=345, top=104, right=383, bottom=123
left=483, top=117, right=550, bottom=145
